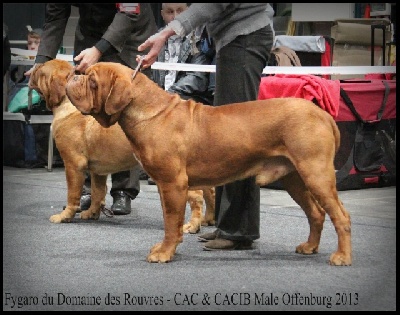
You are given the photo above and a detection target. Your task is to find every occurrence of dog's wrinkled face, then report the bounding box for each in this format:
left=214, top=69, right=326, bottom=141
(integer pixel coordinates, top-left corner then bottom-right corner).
left=28, top=59, right=74, bottom=110
left=66, top=62, right=134, bottom=128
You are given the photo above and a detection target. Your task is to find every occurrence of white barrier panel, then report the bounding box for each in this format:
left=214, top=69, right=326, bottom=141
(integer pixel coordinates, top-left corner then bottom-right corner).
left=10, top=48, right=73, bottom=62
left=152, top=62, right=396, bottom=75
left=10, top=49, right=396, bottom=75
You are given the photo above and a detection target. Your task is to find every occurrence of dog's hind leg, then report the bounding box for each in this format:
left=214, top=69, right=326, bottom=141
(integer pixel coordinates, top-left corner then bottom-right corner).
left=184, top=189, right=204, bottom=234
left=202, top=187, right=216, bottom=227
left=281, top=172, right=326, bottom=255
left=297, top=162, right=352, bottom=266
left=183, top=187, right=215, bottom=233
left=147, top=180, right=188, bottom=263
left=80, top=173, right=107, bottom=220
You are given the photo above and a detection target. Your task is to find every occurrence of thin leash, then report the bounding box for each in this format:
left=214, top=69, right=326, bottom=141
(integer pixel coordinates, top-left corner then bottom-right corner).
left=132, top=55, right=145, bottom=81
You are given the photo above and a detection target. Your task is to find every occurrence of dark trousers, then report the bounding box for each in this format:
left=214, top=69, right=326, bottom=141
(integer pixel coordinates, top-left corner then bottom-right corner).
left=81, top=54, right=152, bottom=200
left=82, top=166, right=141, bottom=200
left=214, top=25, right=273, bottom=241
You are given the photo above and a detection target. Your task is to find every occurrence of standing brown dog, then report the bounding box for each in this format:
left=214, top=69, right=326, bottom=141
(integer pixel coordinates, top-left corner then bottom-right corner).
left=28, top=59, right=215, bottom=231
left=66, top=62, right=352, bottom=266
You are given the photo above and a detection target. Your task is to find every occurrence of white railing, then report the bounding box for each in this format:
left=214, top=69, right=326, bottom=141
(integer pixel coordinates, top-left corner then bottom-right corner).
left=10, top=48, right=396, bottom=75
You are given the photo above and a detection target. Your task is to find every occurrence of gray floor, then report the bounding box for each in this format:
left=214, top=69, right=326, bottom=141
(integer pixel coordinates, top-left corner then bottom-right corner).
left=3, top=166, right=396, bottom=311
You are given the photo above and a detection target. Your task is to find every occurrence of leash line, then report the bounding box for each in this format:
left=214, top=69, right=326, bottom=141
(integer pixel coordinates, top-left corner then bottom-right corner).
left=132, top=55, right=145, bottom=80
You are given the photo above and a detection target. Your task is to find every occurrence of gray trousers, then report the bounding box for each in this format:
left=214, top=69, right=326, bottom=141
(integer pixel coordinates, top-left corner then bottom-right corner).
left=214, top=25, right=273, bottom=241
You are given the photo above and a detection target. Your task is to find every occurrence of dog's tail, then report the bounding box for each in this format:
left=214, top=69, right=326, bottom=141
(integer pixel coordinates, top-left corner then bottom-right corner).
left=331, top=117, right=341, bottom=154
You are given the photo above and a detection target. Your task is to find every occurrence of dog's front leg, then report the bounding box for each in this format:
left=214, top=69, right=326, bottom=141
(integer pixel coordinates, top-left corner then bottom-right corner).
left=80, top=172, right=107, bottom=220
left=49, top=165, right=85, bottom=223
left=147, top=182, right=188, bottom=263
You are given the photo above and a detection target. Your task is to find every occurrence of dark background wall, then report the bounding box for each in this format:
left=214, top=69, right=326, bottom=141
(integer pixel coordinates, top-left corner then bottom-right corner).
left=3, top=3, right=165, bottom=43
left=3, top=3, right=46, bottom=42
left=4, top=4, right=395, bottom=44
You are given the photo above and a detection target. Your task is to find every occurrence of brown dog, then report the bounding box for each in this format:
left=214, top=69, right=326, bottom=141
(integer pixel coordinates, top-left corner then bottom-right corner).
left=29, top=59, right=215, bottom=232
left=66, top=62, right=352, bottom=266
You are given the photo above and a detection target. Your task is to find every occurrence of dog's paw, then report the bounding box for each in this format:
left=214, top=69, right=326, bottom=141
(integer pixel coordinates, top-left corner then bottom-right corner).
left=49, top=213, right=72, bottom=223
left=295, top=242, right=319, bottom=255
left=183, top=221, right=201, bottom=234
left=80, top=209, right=100, bottom=220
left=147, top=242, right=176, bottom=263
left=201, top=218, right=216, bottom=226
left=329, top=252, right=352, bottom=266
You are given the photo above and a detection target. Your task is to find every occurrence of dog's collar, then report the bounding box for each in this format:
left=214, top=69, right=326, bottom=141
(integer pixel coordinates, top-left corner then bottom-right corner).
left=132, top=56, right=145, bottom=81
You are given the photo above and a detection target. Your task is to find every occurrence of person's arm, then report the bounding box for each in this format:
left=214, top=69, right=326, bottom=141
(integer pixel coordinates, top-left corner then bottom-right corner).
left=137, top=26, right=176, bottom=69
left=101, top=9, right=143, bottom=53
left=35, top=4, right=71, bottom=64
left=138, top=4, right=231, bottom=69
left=25, top=4, right=71, bottom=76
left=74, top=4, right=154, bottom=72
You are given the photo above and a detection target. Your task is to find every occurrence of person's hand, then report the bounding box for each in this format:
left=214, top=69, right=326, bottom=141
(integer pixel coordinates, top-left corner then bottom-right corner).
left=74, top=46, right=102, bottom=73
left=24, top=63, right=43, bottom=77
left=137, top=27, right=176, bottom=69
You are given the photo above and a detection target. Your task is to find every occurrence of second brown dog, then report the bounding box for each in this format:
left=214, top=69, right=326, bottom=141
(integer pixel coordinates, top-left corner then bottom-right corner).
left=28, top=59, right=215, bottom=232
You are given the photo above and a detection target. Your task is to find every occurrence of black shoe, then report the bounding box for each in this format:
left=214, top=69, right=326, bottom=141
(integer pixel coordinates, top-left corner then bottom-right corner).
left=147, top=177, right=156, bottom=185
left=139, top=170, right=149, bottom=180
left=79, top=194, right=91, bottom=212
left=111, top=191, right=131, bottom=215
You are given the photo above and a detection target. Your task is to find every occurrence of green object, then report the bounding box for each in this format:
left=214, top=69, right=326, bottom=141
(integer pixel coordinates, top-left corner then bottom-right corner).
left=8, top=86, right=41, bottom=113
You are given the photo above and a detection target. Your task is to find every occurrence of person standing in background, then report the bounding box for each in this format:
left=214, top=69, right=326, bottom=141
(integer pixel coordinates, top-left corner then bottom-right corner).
left=9, top=26, right=42, bottom=86
left=26, top=26, right=41, bottom=53
left=25, top=3, right=158, bottom=215
left=137, top=3, right=275, bottom=250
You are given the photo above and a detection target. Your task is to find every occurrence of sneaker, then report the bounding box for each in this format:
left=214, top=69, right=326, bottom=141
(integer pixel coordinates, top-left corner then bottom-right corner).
left=147, top=177, right=156, bottom=185
left=203, top=238, right=253, bottom=251
left=197, top=230, right=219, bottom=242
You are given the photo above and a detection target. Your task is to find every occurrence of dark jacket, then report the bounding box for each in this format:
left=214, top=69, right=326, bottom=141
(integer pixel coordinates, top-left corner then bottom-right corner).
left=35, top=3, right=157, bottom=69
left=152, top=27, right=214, bottom=105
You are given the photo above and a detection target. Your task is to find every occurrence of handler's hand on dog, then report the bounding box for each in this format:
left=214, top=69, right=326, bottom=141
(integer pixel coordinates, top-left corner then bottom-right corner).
left=24, top=63, right=43, bottom=77
left=137, top=27, right=176, bottom=69
left=74, top=47, right=102, bottom=73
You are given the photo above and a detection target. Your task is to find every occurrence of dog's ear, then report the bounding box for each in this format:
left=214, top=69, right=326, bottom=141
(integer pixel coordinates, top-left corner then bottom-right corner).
left=29, top=63, right=46, bottom=94
left=30, top=63, right=67, bottom=108
left=29, top=63, right=45, bottom=84
left=47, top=76, right=66, bottom=107
left=104, top=76, right=133, bottom=116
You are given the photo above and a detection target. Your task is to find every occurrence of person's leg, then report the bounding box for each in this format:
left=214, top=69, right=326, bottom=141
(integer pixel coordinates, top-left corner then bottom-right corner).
left=110, top=166, right=141, bottom=216
left=79, top=168, right=141, bottom=215
left=202, top=25, right=273, bottom=250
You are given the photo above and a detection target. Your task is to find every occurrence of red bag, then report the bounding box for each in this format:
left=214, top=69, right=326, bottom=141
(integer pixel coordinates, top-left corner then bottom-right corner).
left=335, top=79, right=396, bottom=190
